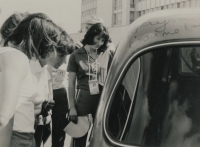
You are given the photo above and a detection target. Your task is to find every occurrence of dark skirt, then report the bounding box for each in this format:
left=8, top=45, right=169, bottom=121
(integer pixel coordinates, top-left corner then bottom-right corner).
left=73, top=89, right=101, bottom=147
left=52, top=88, right=69, bottom=147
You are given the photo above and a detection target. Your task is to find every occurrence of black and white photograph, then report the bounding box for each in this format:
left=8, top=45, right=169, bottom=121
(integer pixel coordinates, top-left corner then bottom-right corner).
left=0, top=0, right=200, bottom=147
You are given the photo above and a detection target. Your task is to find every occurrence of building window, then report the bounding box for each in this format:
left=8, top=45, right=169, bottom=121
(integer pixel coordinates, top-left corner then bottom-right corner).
left=81, top=23, right=84, bottom=32
left=130, top=11, right=134, bottom=24
left=143, top=10, right=145, bottom=15
left=130, top=0, right=135, bottom=8
left=94, top=8, right=96, bottom=14
left=177, top=2, right=180, bottom=8
left=114, top=0, right=122, bottom=10
left=183, top=1, right=186, bottom=8
left=161, top=6, right=164, bottom=10
left=138, top=11, right=141, bottom=17
left=114, top=12, right=122, bottom=25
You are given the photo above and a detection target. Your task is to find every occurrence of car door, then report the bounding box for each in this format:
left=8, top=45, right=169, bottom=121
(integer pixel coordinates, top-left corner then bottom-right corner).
left=103, top=44, right=200, bottom=147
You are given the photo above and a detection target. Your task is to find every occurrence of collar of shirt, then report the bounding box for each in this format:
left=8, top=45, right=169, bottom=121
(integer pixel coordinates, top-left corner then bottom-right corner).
left=30, top=60, right=51, bottom=79
left=30, top=60, right=43, bottom=75
left=76, top=47, right=87, bottom=54
left=30, top=60, right=52, bottom=102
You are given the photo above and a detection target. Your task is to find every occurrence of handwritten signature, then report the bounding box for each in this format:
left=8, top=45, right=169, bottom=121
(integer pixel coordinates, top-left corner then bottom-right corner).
left=129, top=18, right=199, bottom=48
left=185, top=23, right=200, bottom=31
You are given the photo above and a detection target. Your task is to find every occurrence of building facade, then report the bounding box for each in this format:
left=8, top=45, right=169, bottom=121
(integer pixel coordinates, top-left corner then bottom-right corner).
left=71, top=0, right=200, bottom=45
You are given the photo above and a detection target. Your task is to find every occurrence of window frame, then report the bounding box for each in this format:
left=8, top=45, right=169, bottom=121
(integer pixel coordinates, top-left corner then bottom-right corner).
left=130, top=11, right=135, bottom=24
left=113, top=12, right=122, bottom=26
left=177, top=2, right=180, bottom=8
left=119, top=58, right=141, bottom=141
left=114, top=0, right=122, bottom=10
left=103, top=41, right=200, bottom=147
left=130, top=0, right=135, bottom=8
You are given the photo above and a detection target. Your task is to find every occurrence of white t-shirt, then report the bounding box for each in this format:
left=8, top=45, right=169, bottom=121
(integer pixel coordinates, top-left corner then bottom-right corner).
left=30, top=60, right=53, bottom=116
left=52, top=55, right=70, bottom=90
left=0, top=47, right=38, bottom=133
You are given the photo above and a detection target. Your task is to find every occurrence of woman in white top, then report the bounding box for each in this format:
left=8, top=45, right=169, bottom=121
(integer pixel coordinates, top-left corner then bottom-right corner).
left=0, top=13, right=74, bottom=147
left=51, top=55, right=71, bottom=147
left=32, top=28, right=74, bottom=147
left=0, top=12, right=30, bottom=147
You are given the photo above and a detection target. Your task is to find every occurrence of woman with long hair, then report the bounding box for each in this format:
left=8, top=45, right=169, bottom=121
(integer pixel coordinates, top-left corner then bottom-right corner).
left=0, top=13, right=74, bottom=147
left=67, top=23, right=114, bottom=147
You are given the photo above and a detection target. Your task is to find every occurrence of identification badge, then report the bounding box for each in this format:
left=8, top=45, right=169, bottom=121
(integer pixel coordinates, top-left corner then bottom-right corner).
left=89, top=80, right=99, bottom=95
left=91, top=62, right=100, bottom=73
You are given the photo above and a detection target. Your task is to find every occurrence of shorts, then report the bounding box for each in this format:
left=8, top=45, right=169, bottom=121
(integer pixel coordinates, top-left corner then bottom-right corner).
left=11, top=131, right=36, bottom=147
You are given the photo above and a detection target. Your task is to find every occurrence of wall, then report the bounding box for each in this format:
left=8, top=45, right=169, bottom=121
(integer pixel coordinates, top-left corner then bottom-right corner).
left=97, top=0, right=113, bottom=28
left=137, top=0, right=198, bottom=11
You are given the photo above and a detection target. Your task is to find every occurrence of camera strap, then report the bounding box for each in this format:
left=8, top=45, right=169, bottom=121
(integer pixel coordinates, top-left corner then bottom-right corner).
left=88, top=54, right=100, bottom=95
left=41, top=65, right=54, bottom=114
left=88, top=54, right=98, bottom=81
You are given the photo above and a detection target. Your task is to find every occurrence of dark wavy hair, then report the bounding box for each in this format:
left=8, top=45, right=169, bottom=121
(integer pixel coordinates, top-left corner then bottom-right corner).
left=4, top=13, right=73, bottom=59
left=82, top=23, right=109, bottom=52
left=56, top=28, right=75, bottom=56
left=0, top=12, right=29, bottom=41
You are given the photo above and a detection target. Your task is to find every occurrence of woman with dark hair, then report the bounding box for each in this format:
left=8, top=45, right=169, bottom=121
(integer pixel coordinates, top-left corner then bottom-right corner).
left=0, top=12, right=29, bottom=46
left=50, top=28, right=74, bottom=147
left=0, top=13, right=74, bottom=147
left=32, top=27, right=74, bottom=147
left=67, top=23, right=114, bottom=147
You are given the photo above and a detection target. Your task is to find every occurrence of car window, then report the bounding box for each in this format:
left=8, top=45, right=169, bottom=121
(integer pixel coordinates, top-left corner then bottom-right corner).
left=107, top=59, right=140, bottom=141
left=106, top=46, right=200, bottom=147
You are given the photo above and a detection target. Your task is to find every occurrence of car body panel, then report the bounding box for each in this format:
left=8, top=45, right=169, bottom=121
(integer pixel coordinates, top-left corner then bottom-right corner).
left=89, top=8, right=200, bottom=147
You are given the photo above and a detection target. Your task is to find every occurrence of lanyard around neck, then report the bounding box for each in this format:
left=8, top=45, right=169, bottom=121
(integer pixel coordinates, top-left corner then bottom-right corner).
left=88, top=53, right=98, bottom=81
left=85, top=48, right=98, bottom=61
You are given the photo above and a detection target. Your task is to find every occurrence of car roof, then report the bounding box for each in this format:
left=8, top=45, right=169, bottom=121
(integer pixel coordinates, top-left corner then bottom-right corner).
left=112, top=8, right=200, bottom=68
left=106, top=8, right=200, bottom=93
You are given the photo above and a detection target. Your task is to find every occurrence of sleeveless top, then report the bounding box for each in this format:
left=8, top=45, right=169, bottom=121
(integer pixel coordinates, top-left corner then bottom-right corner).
left=0, top=47, right=38, bottom=133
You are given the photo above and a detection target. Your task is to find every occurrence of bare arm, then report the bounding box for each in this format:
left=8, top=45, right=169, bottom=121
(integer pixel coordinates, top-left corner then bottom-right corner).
left=0, top=51, right=29, bottom=129
left=68, top=72, right=78, bottom=123
left=46, top=65, right=53, bottom=101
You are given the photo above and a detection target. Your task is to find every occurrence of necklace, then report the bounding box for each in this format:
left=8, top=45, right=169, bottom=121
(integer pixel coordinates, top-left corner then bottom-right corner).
left=84, top=47, right=98, bottom=61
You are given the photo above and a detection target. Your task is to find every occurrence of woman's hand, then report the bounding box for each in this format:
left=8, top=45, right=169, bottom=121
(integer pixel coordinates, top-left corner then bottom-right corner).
left=43, top=110, right=52, bottom=124
left=34, top=104, right=42, bottom=116
left=69, top=107, right=78, bottom=124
